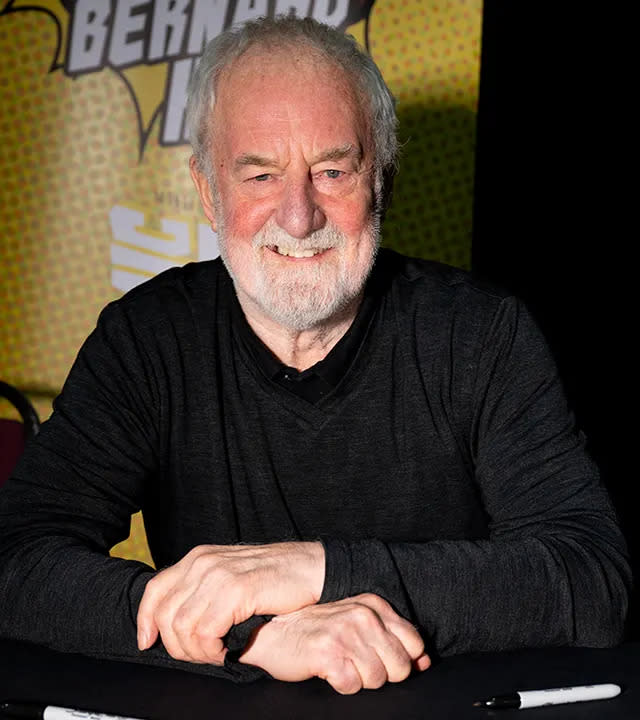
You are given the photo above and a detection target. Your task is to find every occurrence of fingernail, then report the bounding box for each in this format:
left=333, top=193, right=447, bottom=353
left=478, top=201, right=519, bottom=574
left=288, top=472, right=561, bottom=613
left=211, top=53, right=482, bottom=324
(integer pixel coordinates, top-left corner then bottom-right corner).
left=138, top=629, right=148, bottom=650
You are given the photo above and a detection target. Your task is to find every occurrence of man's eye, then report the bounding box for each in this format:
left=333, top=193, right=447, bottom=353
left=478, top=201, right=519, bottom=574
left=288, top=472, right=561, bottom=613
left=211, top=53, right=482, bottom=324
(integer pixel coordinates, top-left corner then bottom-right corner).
left=254, top=174, right=271, bottom=182
left=324, top=169, right=343, bottom=179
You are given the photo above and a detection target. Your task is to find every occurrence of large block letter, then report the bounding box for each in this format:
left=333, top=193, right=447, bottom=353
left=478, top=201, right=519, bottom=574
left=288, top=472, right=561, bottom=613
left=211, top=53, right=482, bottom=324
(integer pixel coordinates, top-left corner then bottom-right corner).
left=149, top=0, right=190, bottom=61
left=187, top=0, right=227, bottom=55
left=109, top=0, right=148, bottom=67
left=67, top=0, right=110, bottom=73
left=232, top=0, right=269, bottom=24
left=313, top=0, right=349, bottom=27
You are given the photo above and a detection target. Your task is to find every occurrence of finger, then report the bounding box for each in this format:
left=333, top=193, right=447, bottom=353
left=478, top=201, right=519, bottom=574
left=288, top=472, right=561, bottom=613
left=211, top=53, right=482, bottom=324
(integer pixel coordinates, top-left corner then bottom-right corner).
left=175, top=610, right=227, bottom=664
left=352, top=594, right=426, bottom=662
left=137, top=622, right=159, bottom=652
left=414, top=653, right=431, bottom=672
left=157, top=624, right=192, bottom=662
left=137, top=569, right=180, bottom=650
left=137, top=598, right=155, bottom=650
left=390, top=624, right=425, bottom=661
left=137, top=589, right=163, bottom=651
left=324, top=657, right=363, bottom=695
left=154, top=584, right=228, bottom=664
left=351, top=645, right=389, bottom=689
left=151, top=592, right=194, bottom=662
left=176, top=585, right=237, bottom=643
left=367, top=630, right=414, bottom=684
left=160, top=621, right=226, bottom=666
left=147, top=582, right=209, bottom=662
left=189, top=613, right=229, bottom=664
left=339, top=602, right=403, bottom=686
left=169, top=585, right=238, bottom=664
left=170, top=595, right=221, bottom=662
left=379, top=615, right=425, bottom=661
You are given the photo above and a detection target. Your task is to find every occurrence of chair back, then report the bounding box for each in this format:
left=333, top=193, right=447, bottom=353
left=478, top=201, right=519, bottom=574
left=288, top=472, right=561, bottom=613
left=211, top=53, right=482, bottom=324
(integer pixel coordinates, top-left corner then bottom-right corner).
left=0, top=381, right=41, bottom=486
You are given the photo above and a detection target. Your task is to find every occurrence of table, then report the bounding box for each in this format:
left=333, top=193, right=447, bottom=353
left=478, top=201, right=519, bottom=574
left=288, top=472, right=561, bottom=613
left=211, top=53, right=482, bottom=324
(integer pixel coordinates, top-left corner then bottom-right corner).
left=1, top=638, right=638, bottom=719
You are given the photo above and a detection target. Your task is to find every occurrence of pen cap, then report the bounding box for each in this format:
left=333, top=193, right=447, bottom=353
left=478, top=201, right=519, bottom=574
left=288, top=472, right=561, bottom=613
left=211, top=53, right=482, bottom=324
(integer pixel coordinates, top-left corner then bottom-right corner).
left=519, top=684, right=621, bottom=709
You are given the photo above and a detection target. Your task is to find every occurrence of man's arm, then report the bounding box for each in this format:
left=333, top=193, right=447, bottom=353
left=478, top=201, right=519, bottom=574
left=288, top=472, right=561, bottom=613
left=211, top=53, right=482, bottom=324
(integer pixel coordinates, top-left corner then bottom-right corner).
left=0, top=300, right=262, bottom=681
left=135, top=295, right=629, bottom=664
left=0, top=295, right=423, bottom=688
left=317, top=296, right=630, bottom=654
left=1, top=291, right=629, bottom=678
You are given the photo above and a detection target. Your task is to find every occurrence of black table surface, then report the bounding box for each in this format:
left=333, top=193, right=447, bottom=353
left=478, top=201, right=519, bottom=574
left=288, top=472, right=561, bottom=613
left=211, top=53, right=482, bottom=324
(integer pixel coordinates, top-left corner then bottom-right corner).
left=1, top=638, right=638, bottom=719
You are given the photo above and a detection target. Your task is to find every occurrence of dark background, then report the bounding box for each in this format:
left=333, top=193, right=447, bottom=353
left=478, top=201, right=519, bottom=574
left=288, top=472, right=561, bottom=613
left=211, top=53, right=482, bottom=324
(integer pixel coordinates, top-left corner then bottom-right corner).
left=472, top=2, right=636, bottom=637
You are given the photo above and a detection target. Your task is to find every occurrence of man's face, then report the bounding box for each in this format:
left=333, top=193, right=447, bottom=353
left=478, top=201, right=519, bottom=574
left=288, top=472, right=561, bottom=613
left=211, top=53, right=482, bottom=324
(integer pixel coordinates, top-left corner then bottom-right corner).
left=191, top=46, right=379, bottom=332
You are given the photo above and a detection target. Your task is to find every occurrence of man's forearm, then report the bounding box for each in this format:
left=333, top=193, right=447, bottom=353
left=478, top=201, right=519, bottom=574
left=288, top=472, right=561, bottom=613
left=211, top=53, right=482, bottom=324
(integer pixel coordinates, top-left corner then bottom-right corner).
left=319, top=525, right=630, bottom=655
left=0, top=533, right=272, bottom=681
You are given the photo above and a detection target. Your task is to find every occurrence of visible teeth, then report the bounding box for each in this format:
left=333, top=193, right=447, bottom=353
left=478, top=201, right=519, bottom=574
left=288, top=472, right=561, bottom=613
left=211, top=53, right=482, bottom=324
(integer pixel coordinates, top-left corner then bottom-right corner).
left=275, top=246, right=323, bottom=258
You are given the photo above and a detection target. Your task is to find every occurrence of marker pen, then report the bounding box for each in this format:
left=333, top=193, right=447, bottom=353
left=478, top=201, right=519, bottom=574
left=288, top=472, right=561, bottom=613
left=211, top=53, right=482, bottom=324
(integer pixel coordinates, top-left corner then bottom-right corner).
left=472, top=683, right=621, bottom=709
left=0, top=701, right=146, bottom=720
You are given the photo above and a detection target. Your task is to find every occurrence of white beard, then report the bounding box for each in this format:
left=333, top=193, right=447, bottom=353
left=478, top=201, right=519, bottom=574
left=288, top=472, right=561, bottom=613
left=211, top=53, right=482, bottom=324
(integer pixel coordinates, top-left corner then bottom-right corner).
left=218, top=218, right=380, bottom=332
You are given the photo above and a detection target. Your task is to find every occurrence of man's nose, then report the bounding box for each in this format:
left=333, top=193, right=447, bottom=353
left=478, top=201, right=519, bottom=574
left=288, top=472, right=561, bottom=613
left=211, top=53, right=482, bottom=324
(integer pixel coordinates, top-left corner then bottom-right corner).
left=275, top=175, right=326, bottom=238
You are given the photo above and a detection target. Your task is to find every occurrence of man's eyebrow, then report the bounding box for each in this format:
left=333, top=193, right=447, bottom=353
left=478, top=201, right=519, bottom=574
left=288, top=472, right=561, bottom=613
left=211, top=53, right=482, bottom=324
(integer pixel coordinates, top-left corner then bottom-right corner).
left=233, top=145, right=363, bottom=171
left=234, top=153, right=276, bottom=170
left=312, top=144, right=362, bottom=164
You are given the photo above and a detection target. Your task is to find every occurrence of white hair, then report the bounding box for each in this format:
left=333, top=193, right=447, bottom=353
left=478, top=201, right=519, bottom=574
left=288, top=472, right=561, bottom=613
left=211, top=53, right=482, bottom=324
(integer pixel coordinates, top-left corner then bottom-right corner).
left=185, top=15, right=398, bottom=212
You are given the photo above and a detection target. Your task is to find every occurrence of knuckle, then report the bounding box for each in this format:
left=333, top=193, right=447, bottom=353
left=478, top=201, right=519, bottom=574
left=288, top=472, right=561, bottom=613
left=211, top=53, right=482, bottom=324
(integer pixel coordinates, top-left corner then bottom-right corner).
left=143, top=574, right=163, bottom=600
left=360, top=593, right=389, bottom=611
left=172, top=607, right=193, bottom=634
left=186, top=544, right=209, bottom=560
left=154, top=602, right=176, bottom=630
left=193, top=623, right=217, bottom=649
left=350, top=605, right=378, bottom=628
left=189, top=552, right=216, bottom=576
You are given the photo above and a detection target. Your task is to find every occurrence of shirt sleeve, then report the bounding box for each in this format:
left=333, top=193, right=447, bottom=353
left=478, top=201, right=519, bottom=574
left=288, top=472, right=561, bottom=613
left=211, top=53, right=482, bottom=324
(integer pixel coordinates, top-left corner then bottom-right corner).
left=318, top=296, right=631, bottom=656
left=0, top=300, right=265, bottom=682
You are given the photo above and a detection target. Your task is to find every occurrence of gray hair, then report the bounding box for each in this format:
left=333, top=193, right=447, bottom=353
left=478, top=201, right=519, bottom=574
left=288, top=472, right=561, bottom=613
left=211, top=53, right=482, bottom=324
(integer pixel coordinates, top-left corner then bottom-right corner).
left=185, top=15, right=398, bottom=211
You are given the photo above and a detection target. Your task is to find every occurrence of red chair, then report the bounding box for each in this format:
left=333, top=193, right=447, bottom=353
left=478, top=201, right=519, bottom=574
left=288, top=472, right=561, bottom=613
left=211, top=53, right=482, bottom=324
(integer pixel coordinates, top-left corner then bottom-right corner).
left=0, top=381, right=40, bottom=486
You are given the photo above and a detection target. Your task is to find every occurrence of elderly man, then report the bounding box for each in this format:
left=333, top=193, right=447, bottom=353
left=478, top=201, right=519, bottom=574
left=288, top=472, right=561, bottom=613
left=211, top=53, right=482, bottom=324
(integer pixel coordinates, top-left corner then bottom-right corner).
left=0, top=17, right=630, bottom=695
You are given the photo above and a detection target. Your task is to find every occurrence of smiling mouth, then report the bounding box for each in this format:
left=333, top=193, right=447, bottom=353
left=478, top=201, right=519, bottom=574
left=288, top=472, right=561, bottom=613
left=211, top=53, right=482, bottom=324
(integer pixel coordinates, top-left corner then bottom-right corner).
left=267, top=245, right=328, bottom=258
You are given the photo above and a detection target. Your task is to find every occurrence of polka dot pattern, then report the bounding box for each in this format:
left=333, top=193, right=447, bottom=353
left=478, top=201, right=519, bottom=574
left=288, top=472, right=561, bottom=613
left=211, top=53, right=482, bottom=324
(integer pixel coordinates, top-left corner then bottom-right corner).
left=369, top=0, right=481, bottom=267
left=0, top=2, right=481, bottom=403
left=1, top=3, right=482, bottom=541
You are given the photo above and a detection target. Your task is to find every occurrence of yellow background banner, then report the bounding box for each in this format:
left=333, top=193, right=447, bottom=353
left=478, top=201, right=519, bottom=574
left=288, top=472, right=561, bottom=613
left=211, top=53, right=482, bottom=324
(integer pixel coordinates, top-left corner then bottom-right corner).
left=0, top=0, right=482, bottom=562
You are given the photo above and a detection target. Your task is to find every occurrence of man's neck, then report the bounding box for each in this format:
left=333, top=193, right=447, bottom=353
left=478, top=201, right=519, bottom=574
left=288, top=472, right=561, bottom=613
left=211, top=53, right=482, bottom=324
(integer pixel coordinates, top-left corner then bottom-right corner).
left=236, top=291, right=362, bottom=371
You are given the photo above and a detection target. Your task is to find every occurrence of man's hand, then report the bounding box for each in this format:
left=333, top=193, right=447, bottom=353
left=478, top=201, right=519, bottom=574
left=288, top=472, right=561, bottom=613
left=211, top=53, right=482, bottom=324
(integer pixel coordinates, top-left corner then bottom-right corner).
left=136, top=542, right=324, bottom=663
left=239, top=594, right=431, bottom=694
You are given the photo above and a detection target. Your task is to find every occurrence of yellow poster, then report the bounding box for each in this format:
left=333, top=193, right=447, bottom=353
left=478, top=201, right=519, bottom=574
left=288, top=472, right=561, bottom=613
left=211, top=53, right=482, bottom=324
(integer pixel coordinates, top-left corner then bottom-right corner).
left=1, top=0, right=481, bottom=414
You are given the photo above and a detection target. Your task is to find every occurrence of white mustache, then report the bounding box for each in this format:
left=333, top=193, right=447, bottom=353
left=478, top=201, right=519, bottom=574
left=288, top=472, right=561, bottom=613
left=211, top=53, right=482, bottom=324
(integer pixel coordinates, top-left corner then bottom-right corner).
left=251, top=221, right=346, bottom=252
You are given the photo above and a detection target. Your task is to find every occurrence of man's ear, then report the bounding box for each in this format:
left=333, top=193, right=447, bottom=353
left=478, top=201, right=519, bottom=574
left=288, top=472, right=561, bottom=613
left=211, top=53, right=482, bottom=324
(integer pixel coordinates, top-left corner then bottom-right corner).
left=189, top=155, right=218, bottom=232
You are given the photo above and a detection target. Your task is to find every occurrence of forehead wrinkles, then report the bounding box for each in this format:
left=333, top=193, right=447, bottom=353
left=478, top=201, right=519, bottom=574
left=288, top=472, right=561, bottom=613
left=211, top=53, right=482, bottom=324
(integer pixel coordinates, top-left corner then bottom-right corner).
left=211, top=45, right=373, bottom=158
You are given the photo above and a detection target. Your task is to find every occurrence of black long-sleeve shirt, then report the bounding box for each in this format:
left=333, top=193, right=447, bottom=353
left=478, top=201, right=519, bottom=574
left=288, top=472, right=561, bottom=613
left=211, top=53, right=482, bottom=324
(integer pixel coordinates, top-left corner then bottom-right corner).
left=0, top=250, right=630, bottom=681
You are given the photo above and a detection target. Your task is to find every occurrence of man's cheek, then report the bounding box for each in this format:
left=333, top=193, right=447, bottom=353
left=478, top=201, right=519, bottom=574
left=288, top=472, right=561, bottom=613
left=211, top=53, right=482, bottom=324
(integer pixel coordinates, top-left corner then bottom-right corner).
left=228, top=202, right=274, bottom=239
left=324, top=194, right=372, bottom=235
